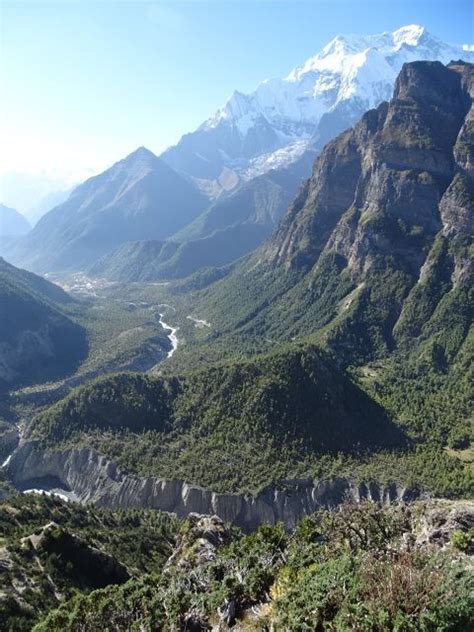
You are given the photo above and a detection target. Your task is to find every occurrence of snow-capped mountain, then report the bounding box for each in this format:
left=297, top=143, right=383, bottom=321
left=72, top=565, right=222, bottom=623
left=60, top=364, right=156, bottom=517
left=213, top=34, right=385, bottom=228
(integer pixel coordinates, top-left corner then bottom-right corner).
left=162, top=25, right=473, bottom=192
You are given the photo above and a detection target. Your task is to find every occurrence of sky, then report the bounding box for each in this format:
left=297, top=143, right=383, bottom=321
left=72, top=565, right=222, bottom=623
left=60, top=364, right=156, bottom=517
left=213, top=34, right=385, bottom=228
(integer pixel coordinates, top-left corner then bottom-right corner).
left=0, top=0, right=473, bottom=213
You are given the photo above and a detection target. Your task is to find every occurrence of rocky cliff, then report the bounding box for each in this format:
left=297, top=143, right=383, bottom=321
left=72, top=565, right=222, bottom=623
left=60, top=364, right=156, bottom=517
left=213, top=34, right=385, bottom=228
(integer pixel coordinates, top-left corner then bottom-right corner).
left=200, top=61, right=473, bottom=367
left=7, top=442, right=420, bottom=531
left=266, top=61, right=472, bottom=275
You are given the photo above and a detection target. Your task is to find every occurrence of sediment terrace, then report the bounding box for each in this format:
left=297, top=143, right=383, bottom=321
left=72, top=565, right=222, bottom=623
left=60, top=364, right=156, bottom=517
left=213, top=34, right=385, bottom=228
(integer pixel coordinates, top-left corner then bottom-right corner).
left=8, top=442, right=421, bottom=531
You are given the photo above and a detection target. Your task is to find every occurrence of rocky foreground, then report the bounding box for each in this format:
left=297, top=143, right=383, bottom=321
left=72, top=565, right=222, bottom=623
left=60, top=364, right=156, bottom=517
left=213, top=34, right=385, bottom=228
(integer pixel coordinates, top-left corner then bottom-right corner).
left=1, top=494, right=472, bottom=630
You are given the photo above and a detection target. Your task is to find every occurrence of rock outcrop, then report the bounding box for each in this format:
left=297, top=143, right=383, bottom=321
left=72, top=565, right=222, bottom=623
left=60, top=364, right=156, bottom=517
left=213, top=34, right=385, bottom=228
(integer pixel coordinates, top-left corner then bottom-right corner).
left=7, top=442, right=420, bottom=531
left=266, top=61, right=473, bottom=273
left=409, top=499, right=474, bottom=553
left=166, top=513, right=231, bottom=571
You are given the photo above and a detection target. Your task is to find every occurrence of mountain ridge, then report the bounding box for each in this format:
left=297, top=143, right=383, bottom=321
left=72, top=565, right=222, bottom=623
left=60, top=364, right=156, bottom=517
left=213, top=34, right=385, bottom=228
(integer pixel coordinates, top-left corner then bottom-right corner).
left=2, top=148, right=208, bottom=273
left=0, top=204, right=30, bottom=238
left=90, top=150, right=315, bottom=281
left=7, top=25, right=471, bottom=281
left=194, top=61, right=472, bottom=365
left=162, top=25, right=473, bottom=191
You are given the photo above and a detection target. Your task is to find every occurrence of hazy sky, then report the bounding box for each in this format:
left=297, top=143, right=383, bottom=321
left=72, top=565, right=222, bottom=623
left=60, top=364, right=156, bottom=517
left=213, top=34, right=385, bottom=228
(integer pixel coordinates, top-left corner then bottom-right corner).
left=1, top=0, right=473, bottom=193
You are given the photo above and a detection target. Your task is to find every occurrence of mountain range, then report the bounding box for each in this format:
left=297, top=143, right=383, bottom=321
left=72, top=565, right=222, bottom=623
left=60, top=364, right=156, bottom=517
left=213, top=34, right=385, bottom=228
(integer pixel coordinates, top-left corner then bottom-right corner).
left=3, top=148, right=208, bottom=272
left=195, top=60, right=473, bottom=365
left=6, top=59, right=472, bottom=497
left=90, top=150, right=314, bottom=280
left=171, top=59, right=473, bottom=464
left=162, top=25, right=472, bottom=191
left=0, top=40, right=473, bottom=632
left=2, top=25, right=472, bottom=280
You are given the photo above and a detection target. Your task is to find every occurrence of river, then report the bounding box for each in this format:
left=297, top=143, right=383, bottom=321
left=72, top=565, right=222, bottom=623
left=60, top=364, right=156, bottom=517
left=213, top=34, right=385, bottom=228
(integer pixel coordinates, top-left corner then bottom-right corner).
left=158, top=313, right=179, bottom=358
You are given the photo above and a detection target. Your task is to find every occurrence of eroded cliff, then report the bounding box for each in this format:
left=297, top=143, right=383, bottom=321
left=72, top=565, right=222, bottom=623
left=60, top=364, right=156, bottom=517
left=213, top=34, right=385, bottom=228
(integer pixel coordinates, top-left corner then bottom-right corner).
left=7, top=442, right=420, bottom=531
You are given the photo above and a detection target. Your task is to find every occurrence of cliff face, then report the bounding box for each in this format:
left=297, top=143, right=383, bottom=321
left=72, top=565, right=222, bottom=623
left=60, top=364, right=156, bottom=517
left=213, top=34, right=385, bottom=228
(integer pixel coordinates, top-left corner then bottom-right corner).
left=266, top=61, right=472, bottom=273
left=7, top=443, right=419, bottom=532
left=203, top=62, right=473, bottom=366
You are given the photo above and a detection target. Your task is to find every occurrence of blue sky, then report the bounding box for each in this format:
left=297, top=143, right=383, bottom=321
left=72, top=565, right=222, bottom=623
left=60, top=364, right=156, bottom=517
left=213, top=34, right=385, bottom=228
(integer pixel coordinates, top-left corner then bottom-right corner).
left=1, top=0, right=473, bottom=184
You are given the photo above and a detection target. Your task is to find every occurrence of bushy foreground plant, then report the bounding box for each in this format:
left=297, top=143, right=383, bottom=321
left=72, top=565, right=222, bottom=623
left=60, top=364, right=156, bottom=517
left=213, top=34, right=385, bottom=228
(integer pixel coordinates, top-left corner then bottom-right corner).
left=33, top=503, right=474, bottom=632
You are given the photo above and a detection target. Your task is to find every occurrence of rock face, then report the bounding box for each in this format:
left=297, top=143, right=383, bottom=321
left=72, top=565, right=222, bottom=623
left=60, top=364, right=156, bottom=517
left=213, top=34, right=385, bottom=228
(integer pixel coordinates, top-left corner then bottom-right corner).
left=8, top=443, right=420, bottom=532
left=205, top=61, right=474, bottom=366
left=410, top=500, right=474, bottom=553
left=166, top=513, right=231, bottom=571
left=267, top=61, right=472, bottom=272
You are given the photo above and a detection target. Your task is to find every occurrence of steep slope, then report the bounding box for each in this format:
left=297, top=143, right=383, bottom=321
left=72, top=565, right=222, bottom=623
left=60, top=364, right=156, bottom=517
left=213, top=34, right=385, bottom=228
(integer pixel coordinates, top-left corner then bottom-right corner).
left=3, top=148, right=208, bottom=273
left=0, top=257, right=87, bottom=388
left=0, top=204, right=30, bottom=237
left=162, top=26, right=472, bottom=193
left=196, top=61, right=473, bottom=367
left=173, top=151, right=314, bottom=243
left=90, top=152, right=314, bottom=281
left=29, top=186, right=74, bottom=225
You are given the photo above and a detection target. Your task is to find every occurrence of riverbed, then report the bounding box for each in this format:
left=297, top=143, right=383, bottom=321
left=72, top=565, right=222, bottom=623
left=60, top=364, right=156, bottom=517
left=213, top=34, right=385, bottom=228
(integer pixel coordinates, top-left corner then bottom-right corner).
left=158, top=313, right=179, bottom=358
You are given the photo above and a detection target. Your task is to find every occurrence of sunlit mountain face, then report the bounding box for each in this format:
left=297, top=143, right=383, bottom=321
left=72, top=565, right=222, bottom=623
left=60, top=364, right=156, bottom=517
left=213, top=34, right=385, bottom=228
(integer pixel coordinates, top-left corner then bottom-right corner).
left=162, top=25, right=473, bottom=192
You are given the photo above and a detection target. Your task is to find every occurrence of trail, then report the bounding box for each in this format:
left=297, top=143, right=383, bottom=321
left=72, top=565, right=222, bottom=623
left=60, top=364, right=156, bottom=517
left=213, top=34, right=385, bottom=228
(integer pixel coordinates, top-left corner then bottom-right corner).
left=186, top=315, right=211, bottom=328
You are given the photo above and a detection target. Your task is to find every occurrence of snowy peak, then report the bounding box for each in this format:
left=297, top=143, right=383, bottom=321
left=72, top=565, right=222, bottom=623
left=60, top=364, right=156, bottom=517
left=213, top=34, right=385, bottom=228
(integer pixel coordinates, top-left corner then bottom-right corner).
left=223, top=91, right=252, bottom=119
left=209, top=25, right=472, bottom=132
left=286, top=25, right=460, bottom=81
left=291, top=33, right=378, bottom=77
left=161, top=25, right=473, bottom=187
left=392, top=24, right=426, bottom=48
left=204, top=90, right=257, bottom=130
